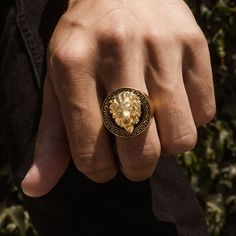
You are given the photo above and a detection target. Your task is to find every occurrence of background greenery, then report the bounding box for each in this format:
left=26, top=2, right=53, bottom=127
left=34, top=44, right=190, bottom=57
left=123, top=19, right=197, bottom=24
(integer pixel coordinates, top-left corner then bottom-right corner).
left=0, top=0, right=236, bottom=235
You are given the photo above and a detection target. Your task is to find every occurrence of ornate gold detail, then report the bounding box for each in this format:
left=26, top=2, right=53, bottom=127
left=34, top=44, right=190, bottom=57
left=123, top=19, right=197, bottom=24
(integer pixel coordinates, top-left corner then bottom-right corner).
left=102, top=88, right=154, bottom=138
left=109, top=91, right=141, bottom=133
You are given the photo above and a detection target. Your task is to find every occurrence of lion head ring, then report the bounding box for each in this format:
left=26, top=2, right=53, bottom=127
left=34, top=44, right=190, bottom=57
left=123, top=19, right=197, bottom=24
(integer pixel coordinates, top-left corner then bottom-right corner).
left=102, top=88, right=154, bottom=138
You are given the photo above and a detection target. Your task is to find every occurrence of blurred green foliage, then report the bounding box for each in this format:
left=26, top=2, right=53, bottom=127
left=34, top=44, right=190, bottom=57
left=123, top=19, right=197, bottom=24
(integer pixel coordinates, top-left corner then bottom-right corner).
left=0, top=163, right=37, bottom=236
left=180, top=0, right=236, bottom=235
left=0, top=0, right=236, bottom=235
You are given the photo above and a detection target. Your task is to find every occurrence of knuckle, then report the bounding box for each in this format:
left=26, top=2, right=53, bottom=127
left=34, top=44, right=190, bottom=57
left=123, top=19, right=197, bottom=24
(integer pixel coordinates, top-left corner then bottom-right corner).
left=99, top=23, right=134, bottom=46
left=146, top=26, right=207, bottom=50
left=49, top=47, right=72, bottom=68
left=181, top=27, right=207, bottom=48
left=197, top=104, right=216, bottom=126
left=204, top=105, right=216, bottom=122
left=124, top=143, right=159, bottom=170
left=98, top=23, right=136, bottom=62
left=162, top=130, right=198, bottom=154
left=145, top=29, right=160, bottom=43
left=145, top=28, right=176, bottom=48
left=49, top=46, right=88, bottom=70
left=74, top=153, right=110, bottom=176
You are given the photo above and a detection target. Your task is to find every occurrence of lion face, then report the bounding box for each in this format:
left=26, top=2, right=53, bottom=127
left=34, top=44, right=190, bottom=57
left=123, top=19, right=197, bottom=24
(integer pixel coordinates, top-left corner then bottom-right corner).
left=109, top=91, right=142, bottom=133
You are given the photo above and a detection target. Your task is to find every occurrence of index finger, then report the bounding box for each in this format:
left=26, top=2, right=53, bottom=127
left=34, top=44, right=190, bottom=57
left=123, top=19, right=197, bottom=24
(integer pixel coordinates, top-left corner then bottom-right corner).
left=49, top=35, right=117, bottom=183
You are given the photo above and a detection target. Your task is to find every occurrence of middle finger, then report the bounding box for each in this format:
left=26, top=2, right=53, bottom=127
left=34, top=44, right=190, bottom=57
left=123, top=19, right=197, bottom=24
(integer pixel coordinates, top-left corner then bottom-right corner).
left=98, top=31, right=161, bottom=181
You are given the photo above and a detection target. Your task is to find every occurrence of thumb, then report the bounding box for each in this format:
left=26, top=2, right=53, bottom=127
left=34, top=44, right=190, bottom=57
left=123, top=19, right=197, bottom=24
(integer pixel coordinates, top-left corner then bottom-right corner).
left=21, top=76, right=70, bottom=197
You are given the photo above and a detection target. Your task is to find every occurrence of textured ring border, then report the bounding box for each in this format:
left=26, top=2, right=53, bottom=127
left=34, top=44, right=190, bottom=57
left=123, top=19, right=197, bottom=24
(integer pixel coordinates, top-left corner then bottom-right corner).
left=102, top=88, right=154, bottom=138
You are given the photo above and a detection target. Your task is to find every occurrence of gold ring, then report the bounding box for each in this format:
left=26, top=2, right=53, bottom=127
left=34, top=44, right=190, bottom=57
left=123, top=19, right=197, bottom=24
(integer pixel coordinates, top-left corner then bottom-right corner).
left=102, top=88, right=154, bottom=138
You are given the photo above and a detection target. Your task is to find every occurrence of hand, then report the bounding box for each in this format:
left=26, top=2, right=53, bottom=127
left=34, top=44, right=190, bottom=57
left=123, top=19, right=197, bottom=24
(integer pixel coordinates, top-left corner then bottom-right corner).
left=21, top=0, right=215, bottom=197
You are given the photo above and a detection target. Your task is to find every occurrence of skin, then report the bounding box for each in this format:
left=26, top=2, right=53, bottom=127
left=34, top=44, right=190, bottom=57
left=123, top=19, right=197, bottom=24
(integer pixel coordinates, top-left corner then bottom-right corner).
left=21, top=0, right=216, bottom=197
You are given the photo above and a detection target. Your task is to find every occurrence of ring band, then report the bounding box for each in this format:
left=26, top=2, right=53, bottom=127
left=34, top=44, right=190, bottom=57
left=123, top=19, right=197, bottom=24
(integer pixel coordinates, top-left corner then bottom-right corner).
left=102, top=88, right=154, bottom=138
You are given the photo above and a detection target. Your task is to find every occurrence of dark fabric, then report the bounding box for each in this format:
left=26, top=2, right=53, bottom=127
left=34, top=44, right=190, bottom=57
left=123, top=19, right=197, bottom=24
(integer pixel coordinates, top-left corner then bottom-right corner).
left=0, top=1, right=209, bottom=235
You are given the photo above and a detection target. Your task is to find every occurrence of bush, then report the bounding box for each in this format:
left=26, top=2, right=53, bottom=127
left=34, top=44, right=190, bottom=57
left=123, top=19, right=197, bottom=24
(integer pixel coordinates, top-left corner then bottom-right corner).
left=179, top=0, right=236, bottom=235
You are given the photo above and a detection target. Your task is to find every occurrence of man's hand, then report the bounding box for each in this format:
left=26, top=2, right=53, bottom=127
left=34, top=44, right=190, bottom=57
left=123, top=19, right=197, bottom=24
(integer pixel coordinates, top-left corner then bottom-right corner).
left=21, top=0, right=215, bottom=197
